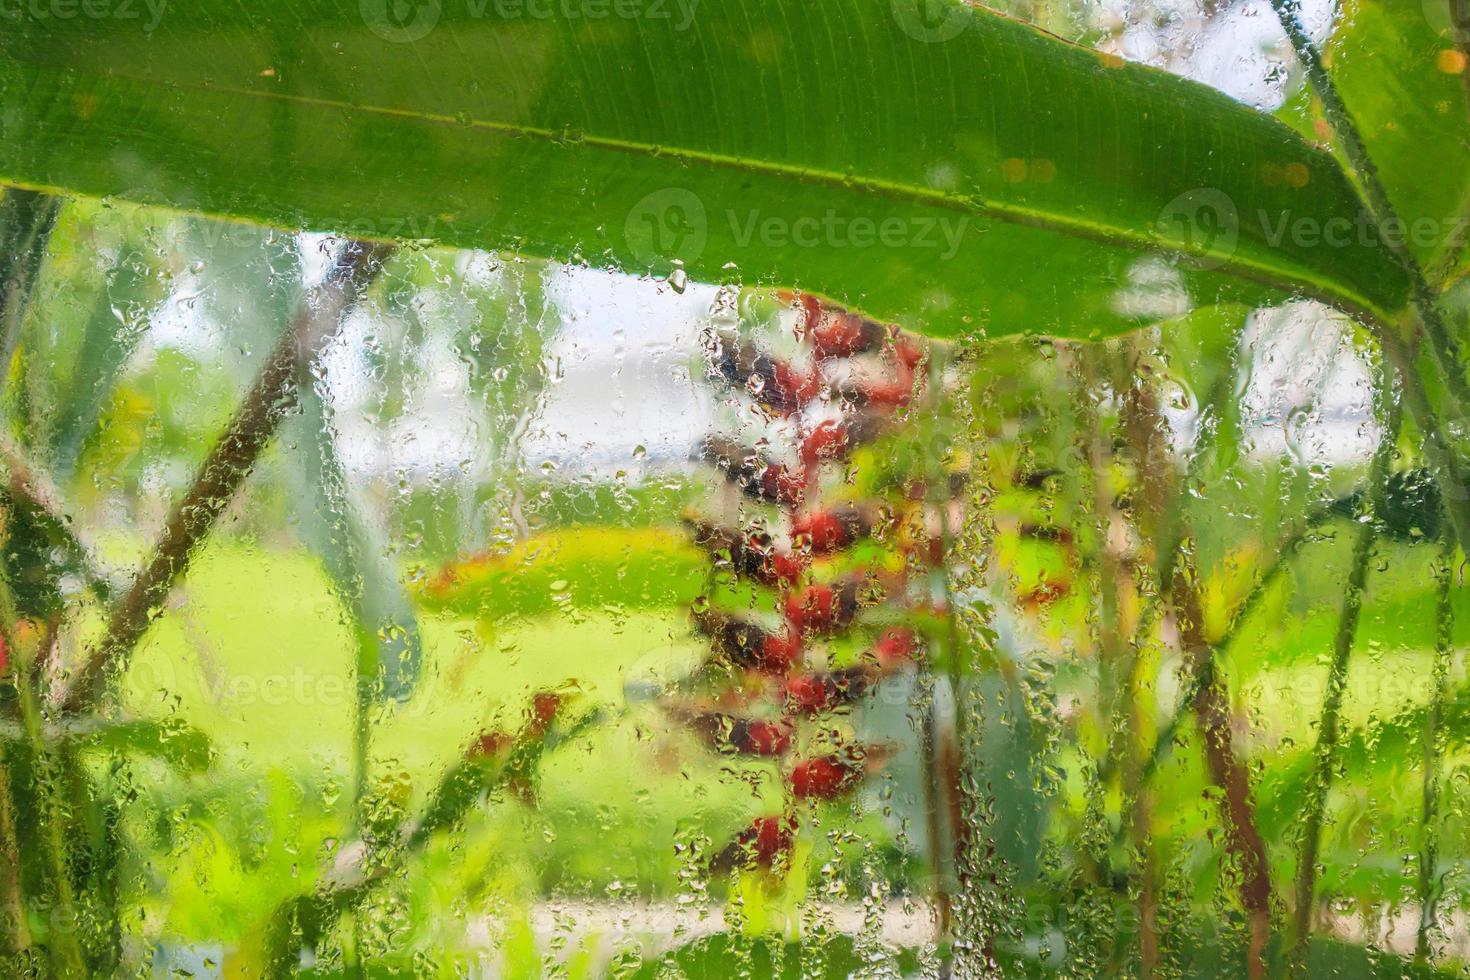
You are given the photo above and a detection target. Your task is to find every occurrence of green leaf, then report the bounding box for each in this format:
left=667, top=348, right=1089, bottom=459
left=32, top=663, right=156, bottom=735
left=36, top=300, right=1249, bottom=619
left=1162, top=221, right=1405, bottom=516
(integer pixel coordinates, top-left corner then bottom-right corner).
left=78, top=718, right=213, bottom=772
left=1283, top=0, right=1470, bottom=284
left=46, top=245, right=152, bottom=482
left=0, top=0, right=1409, bottom=338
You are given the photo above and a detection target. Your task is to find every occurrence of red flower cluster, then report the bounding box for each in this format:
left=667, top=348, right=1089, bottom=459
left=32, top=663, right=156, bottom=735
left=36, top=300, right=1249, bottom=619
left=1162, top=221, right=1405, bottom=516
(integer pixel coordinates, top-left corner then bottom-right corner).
left=671, top=293, right=934, bottom=875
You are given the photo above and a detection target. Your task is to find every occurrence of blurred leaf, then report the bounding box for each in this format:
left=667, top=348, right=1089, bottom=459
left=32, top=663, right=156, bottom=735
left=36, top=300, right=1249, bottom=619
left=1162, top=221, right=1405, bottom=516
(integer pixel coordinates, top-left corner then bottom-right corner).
left=46, top=246, right=152, bottom=482
left=417, top=526, right=704, bottom=621
left=0, top=484, right=102, bottom=619
left=75, top=718, right=212, bottom=772
left=0, top=717, right=212, bottom=772
left=1157, top=303, right=1251, bottom=478
left=287, top=379, right=422, bottom=700
left=967, top=660, right=1047, bottom=885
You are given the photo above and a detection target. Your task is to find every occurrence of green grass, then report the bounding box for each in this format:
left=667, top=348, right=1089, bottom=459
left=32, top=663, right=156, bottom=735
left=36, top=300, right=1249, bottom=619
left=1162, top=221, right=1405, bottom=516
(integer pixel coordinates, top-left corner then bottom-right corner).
left=106, top=533, right=878, bottom=956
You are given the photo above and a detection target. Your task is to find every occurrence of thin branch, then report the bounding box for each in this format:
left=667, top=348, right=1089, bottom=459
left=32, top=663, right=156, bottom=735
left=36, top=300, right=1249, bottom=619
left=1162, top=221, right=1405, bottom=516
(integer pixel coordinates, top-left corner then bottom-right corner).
left=1170, top=563, right=1273, bottom=979
left=1289, top=392, right=1402, bottom=970
left=1416, top=540, right=1457, bottom=963
left=55, top=240, right=393, bottom=714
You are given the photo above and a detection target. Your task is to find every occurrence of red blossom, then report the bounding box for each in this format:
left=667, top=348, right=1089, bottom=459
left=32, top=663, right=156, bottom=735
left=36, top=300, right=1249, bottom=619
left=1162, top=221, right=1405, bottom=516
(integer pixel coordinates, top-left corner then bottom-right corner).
left=684, top=711, right=794, bottom=757
left=693, top=610, right=803, bottom=673
left=784, top=580, right=862, bottom=635
left=871, top=627, right=920, bottom=671
left=784, top=666, right=873, bottom=715
left=791, top=507, right=873, bottom=555
left=790, top=753, right=866, bottom=800
left=710, top=813, right=797, bottom=874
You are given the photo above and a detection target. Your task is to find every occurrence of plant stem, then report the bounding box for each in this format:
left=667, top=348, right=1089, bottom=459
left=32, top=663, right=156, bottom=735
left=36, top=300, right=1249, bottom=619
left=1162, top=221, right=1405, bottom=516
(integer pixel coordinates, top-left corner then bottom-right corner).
left=927, top=347, right=988, bottom=975
left=1118, top=498, right=1341, bottom=838
left=1076, top=343, right=1159, bottom=975
left=11, top=631, right=85, bottom=978
left=0, top=499, right=81, bottom=975
left=1288, top=392, right=1402, bottom=972
left=917, top=693, right=953, bottom=968
left=0, top=734, right=30, bottom=956
left=55, top=240, right=392, bottom=713
left=1123, top=328, right=1244, bottom=976
left=1121, top=374, right=1270, bottom=979
left=1415, top=540, right=1456, bottom=963
left=1270, top=0, right=1470, bottom=418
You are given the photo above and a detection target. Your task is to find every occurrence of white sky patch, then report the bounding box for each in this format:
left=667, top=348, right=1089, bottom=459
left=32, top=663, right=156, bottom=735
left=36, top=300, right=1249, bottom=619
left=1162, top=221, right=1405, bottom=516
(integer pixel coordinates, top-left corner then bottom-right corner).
left=1161, top=301, right=1379, bottom=468
left=521, top=266, right=721, bottom=479
left=1236, top=301, right=1379, bottom=465
left=322, top=304, right=491, bottom=482
left=1098, top=0, right=1335, bottom=110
